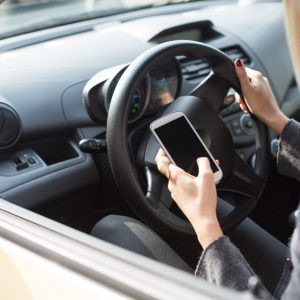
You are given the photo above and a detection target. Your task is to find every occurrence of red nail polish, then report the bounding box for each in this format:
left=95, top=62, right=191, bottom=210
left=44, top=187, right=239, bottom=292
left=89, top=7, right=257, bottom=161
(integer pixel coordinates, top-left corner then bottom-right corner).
left=236, top=59, right=242, bottom=67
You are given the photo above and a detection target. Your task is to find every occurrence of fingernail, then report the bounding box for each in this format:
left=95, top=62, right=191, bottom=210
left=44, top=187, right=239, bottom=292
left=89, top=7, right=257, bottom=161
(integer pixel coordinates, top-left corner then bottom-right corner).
left=197, top=157, right=208, bottom=163
left=236, top=59, right=243, bottom=67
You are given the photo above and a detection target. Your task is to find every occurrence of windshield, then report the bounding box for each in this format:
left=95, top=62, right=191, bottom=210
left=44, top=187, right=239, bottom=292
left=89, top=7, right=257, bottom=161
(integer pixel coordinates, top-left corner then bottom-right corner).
left=0, top=0, right=212, bottom=39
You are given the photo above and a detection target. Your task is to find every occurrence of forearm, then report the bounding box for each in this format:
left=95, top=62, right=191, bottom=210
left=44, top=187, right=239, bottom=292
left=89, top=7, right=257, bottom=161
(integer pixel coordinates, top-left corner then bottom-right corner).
left=194, top=217, right=223, bottom=249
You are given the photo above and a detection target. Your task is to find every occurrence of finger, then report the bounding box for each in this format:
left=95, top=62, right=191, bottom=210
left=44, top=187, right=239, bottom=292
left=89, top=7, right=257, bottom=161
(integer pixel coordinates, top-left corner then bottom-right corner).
left=155, top=148, right=169, bottom=163
left=216, top=159, right=220, bottom=166
left=169, top=164, right=194, bottom=183
left=236, top=93, right=242, bottom=104
left=156, top=159, right=170, bottom=179
left=155, top=149, right=171, bottom=178
left=239, top=103, right=249, bottom=113
left=158, top=160, right=170, bottom=178
left=244, top=66, right=264, bottom=78
left=235, top=59, right=251, bottom=89
left=196, top=157, right=213, bottom=176
left=236, top=94, right=249, bottom=114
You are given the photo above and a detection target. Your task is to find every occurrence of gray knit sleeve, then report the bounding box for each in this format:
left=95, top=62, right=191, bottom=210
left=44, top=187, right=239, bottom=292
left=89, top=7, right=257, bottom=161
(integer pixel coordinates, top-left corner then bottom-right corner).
left=195, top=236, right=255, bottom=291
left=275, top=120, right=300, bottom=299
left=195, top=236, right=273, bottom=298
left=277, top=119, right=300, bottom=180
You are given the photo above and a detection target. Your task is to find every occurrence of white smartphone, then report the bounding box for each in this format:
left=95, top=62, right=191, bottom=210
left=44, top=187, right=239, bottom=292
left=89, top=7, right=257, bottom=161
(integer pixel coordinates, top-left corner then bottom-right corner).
left=150, top=112, right=223, bottom=183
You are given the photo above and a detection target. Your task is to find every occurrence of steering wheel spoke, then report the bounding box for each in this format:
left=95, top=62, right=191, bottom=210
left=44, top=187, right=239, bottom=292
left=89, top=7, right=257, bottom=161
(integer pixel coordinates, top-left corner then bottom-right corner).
left=218, top=151, right=266, bottom=200
left=189, top=73, right=231, bottom=112
left=145, top=167, right=173, bottom=209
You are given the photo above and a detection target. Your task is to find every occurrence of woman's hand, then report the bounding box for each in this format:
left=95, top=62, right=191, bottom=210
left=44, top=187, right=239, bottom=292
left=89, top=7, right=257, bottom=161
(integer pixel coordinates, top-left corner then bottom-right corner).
left=235, top=59, right=290, bottom=135
left=155, top=149, right=223, bottom=249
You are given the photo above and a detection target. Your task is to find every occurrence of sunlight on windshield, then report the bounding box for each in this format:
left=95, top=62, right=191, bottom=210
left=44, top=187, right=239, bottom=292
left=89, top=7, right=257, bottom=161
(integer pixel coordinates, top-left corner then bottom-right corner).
left=0, top=0, right=197, bottom=39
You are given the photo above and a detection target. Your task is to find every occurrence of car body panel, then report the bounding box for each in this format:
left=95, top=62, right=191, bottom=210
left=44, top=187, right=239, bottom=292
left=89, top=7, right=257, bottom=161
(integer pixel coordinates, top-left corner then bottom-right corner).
left=0, top=237, right=130, bottom=300
left=0, top=199, right=255, bottom=300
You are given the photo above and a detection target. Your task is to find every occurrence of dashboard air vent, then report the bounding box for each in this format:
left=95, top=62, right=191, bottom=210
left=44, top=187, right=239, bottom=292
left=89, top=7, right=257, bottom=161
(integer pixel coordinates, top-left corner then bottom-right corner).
left=180, top=57, right=211, bottom=83
left=222, top=45, right=251, bottom=65
left=180, top=45, right=251, bottom=83
left=0, top=101, right=22, bottom=152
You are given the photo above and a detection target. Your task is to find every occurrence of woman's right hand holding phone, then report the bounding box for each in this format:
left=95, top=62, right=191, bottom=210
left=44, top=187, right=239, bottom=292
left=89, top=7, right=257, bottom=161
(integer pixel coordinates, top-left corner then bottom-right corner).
left=234, top=59, right=290, bottom=135
left=155, top=149, right=223, bottom=250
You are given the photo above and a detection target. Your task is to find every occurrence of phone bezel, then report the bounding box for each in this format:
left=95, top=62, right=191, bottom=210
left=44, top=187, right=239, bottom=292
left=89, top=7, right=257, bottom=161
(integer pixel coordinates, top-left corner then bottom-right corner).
left=150, top=111, right=223, bottom=183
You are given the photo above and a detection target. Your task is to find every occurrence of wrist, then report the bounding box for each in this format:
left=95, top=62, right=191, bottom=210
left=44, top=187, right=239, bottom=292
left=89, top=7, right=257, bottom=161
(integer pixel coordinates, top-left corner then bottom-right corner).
left=194, top=217, right=223, bottom=249
left=266, top=112, right=289, bottom=135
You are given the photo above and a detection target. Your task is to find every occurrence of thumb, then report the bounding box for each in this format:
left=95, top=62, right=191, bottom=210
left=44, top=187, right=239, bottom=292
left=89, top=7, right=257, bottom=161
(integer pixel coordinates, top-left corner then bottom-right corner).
left=234, top=59, right=250, bottom=90
left=196, top=157, right=212, bottom=177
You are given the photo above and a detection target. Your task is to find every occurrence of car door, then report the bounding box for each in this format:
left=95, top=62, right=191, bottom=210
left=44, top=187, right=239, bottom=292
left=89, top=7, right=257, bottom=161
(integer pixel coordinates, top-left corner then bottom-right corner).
left=0, top=198, right=257, bottom=300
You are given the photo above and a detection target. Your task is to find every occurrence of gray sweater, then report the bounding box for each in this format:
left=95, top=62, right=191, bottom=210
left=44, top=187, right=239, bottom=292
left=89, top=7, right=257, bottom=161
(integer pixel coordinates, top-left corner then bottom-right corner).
left=195, top=119, right=300, bottom=299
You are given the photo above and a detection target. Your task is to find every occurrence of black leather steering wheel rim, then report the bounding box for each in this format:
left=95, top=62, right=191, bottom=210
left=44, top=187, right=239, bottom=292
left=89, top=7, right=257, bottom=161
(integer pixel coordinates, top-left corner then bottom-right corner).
left=107, top=41, right=269, bottom=238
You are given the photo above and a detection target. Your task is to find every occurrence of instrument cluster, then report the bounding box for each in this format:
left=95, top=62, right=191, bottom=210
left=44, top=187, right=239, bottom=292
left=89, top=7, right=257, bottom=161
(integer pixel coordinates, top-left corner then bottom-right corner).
left=102, top=58, right=180, bottom=122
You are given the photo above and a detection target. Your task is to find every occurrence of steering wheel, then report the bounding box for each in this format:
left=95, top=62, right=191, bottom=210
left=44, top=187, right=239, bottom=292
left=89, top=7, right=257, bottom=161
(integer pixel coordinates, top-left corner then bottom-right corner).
left=106, top=41, right=269, bottom=238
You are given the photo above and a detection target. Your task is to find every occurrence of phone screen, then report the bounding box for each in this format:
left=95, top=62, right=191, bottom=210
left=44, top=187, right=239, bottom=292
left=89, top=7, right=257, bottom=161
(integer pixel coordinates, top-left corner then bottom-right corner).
left=153, top=116, right=218, bottom=175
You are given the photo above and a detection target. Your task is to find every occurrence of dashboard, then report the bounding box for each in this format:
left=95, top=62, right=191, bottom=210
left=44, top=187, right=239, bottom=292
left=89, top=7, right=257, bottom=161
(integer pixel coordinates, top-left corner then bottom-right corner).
left=0, top=0, right=298, bottom=209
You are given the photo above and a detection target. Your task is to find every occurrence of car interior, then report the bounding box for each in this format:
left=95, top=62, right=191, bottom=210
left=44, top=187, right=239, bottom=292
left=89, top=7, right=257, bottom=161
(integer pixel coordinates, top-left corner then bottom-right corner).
left=0, top=0, right=299, bottom=283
